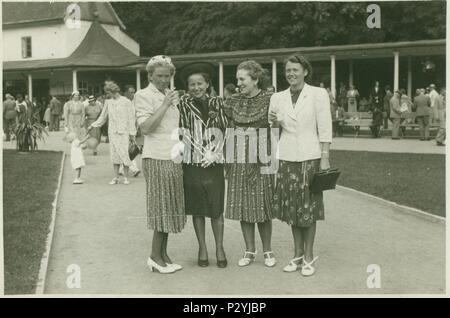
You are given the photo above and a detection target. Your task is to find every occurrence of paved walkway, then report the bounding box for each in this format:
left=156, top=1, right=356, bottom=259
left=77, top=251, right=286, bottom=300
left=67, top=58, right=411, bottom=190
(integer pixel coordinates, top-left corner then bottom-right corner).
left=4, top=131, right=445, bottom=294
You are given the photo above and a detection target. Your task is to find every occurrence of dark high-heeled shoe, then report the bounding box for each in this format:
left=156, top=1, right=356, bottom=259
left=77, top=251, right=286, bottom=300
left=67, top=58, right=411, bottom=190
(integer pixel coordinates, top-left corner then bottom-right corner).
left=198, top=259, right=209, bottom=267
left=217, top=258, right=228, bottom=268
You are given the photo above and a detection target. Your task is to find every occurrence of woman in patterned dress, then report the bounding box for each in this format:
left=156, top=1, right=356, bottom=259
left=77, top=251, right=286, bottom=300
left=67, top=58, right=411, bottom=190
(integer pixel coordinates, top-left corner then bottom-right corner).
left=269, top=54, right=332, bottom=276
left=84, top=95, right=102, bottom=155
left=134, top=55, right=185, bottom=274
left=177, top=62, right=228, bottom=268
left=64, top=91, right=85, bottom=139
left=223, top=60, right=276, bottom=268
left=88, top=81, right=136, bottom=185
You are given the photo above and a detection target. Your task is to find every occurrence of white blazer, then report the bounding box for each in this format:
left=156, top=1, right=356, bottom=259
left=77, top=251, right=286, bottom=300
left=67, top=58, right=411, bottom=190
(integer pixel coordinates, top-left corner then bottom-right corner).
left=269, top=83, right=332, bottom=162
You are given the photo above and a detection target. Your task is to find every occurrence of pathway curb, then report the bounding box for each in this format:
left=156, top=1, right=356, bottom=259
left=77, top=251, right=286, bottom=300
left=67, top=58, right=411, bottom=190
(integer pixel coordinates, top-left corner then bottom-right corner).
left=35, top=151, right=66, bottom=294
left=336, top=185, right=445, bottom=223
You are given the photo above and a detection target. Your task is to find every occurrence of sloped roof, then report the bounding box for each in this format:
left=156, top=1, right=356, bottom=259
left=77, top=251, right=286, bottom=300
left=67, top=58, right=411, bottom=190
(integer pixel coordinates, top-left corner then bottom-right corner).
left=2, top=1, right=126, bottom=29
left=3, top=20, right=140, bottom=71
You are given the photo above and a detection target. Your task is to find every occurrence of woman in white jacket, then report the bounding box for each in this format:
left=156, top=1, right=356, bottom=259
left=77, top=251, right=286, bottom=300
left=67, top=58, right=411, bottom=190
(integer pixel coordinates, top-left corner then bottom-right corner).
left=269, top=54, right=332, bottom=277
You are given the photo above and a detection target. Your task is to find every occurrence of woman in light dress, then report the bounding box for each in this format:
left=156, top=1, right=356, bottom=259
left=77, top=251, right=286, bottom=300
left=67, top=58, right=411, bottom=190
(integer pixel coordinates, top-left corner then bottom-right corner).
left=64, top=91, right=86, bottom=139
left=88, top=81, right=136, bottom=185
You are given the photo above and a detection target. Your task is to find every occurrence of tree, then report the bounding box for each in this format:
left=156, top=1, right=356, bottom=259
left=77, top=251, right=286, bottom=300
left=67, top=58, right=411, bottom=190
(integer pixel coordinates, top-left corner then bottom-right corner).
left=112, top=1, right=446, bottom=56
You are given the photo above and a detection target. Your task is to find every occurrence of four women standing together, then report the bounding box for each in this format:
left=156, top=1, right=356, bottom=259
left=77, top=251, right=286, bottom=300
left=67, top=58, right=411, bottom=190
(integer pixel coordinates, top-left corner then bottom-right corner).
left=104, top=54, right=332, bottom=276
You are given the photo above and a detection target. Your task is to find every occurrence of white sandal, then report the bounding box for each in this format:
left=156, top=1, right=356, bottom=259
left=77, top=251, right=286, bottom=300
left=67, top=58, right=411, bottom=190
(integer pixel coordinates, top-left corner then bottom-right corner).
left=301, top=256, right=319, bottom=277
left=238, top=250, right=257, bottom=267
left=109, top=177, right=119, bottom=185
left=263, top=251, right=276, bottom=267
left=283, top=256, right=304, bottom=272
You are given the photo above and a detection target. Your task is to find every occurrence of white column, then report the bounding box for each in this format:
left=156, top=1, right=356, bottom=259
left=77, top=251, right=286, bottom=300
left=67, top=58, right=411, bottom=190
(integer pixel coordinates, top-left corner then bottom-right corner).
left=330, top=55, right=336, bottom=98
left=136, top=69, right=141, bottom=90
left=407, top=56, right=412, bottom=98
left=348, top=60, right=353, bottom=87
left=27, top=73, right=33, bottom=100
left=272, top=59, right=277, bottom=91
left=219, top=61, right=224, bottom=97
left=72, top=69, right=78, bottom=92
left=394, top=51, right=399, bottom=92
left=170, top=76, right=175, bottom=90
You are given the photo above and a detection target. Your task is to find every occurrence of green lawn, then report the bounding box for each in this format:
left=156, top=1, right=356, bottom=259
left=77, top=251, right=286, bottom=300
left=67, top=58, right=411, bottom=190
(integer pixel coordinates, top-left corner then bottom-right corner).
left=331, top=150, right=445, bottom=217
left=3, top=149, right=62, bottom=294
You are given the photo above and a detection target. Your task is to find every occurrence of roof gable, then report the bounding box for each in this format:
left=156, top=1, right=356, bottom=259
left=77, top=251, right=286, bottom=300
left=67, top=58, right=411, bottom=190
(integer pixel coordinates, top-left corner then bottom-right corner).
left=2, top=1, right=126, bottom=29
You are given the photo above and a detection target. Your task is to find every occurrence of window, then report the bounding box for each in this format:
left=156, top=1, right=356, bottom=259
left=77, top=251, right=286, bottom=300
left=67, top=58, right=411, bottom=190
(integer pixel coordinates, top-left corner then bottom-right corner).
left=78, top=81, right=88, bottom=95
left=21, top=37, right=32, bottom=58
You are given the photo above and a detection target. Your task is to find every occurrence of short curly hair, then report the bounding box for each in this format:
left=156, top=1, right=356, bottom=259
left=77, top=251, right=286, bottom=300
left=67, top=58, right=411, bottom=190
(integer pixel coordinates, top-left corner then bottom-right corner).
left=147, top=61, right=175, bottom=76
left=104, top=81, right=120, bottom=93
left=237, top=60, right=269, bottom=89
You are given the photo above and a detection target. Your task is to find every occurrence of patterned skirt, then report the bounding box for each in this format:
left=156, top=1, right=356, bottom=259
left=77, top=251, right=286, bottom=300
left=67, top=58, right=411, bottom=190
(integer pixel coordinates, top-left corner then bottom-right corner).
left=273, top=159, right=324, bottom=227
left=183, top=164, right=225, bottom=218
left=142, top=158, right=186, bottom=233
left=109, top=133, right=131, bottom=166
left=67, top=113, right=85, bottom=139
left=225, top=163, right=275, bottom=223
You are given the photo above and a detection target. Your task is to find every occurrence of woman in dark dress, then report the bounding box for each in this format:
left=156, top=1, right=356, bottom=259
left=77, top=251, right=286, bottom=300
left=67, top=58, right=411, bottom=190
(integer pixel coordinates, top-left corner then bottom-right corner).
left=178, top=63, right=228, bottom=268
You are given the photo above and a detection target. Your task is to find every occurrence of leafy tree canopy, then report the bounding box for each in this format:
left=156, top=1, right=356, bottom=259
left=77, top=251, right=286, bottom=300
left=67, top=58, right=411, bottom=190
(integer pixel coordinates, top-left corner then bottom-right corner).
left=112, top=1, right=446, bottom=56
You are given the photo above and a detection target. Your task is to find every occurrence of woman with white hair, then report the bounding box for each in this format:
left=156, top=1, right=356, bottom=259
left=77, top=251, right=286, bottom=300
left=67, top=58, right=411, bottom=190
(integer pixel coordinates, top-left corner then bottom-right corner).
left=134, top=55, right=186, bottom=274
left=88, top=81, right=136, bottom=184
left=64, top=90, right=85, bottom=139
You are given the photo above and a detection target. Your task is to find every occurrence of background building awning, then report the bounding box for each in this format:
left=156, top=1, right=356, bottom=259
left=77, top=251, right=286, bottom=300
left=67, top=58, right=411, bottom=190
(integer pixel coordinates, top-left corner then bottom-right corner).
left=3, top=20, right=141, bottom=72
left=158, top=39, right=446, bottom=66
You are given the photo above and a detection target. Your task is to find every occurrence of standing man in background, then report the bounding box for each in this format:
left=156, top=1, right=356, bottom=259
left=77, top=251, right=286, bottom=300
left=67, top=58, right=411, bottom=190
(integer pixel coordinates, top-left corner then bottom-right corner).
left=3, top=94, right=17, bottom=141
left=369, top=81, right=384, bottom=138
left=383, top=86, right=393, bottom=129
left=389, top=90, right=403, bottom=140
left=414, top=88, right=431, bottom=141
left=429, top=84, right=439, bottom=123
left=435, top=88, right=446, bottom=146
left=49, top=95, right=62, bottom=131
left=120, top=84, right=140, bottom=177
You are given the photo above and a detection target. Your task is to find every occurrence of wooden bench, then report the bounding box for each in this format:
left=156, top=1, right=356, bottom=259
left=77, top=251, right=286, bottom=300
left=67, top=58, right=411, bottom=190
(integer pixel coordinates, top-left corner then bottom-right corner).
left=399, top=112, right=441, bottom=136
left=343, top=112, right=373, bottom=137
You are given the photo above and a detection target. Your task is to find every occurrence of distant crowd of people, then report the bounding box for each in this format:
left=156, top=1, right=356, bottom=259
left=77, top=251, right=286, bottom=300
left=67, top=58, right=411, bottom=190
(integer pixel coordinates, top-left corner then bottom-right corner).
left=323, top=81, right=445, bottom=145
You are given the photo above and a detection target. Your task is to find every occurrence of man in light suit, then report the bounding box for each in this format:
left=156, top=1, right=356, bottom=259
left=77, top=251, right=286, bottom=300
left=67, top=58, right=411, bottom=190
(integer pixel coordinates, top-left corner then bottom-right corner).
left=389, top=91, right=403, bottom=139
left=429, top=84, right=439, bottom=123
left=435, top=88, right=446, bottom=146
left=413, top=88, right=431, bottom=140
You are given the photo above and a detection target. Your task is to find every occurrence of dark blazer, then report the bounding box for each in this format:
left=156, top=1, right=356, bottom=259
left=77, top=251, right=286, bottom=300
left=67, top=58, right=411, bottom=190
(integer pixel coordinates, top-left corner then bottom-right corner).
left=414, top=94, right=431, bottom=117
left=369, top=86, right=384, bottom=110
left=49, top=98, right=62, bottom=115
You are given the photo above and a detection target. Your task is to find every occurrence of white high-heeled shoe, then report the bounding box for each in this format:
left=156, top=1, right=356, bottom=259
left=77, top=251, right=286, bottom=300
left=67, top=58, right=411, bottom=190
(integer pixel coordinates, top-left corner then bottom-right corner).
left=301, top=256, right=319, bottom=277
left=167, top=263, right=183, bottom=271
left=147, top=257, right=176, bottom=274
left=263, top=251, right=276, bottom=267
left=283, top=256, right=304, bottom=272
left=238, top=250, right=257, bottom=267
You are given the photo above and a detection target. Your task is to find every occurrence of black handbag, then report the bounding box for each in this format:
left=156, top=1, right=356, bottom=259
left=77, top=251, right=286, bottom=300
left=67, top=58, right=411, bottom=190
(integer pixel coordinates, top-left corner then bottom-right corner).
left=310, top=168, right=341, bottom=193
left=128, top=141, right=142, bottom=161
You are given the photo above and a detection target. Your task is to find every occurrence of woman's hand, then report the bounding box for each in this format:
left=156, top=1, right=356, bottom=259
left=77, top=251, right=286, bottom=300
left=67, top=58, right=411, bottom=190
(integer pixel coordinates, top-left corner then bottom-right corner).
left=268, top=110, right=278, bottom=123
left=320, top=156, right=331, bottom=171
left=201, top=150, right=220, bottom=168
left=163, top=91, right=179, bottom=108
